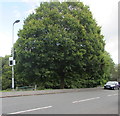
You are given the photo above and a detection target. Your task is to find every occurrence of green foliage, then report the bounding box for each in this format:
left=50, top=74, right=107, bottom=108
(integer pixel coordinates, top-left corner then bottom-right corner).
left=1, top=56, right=12, bottom=90
left=110, top=64, right=120, bottom=82
left=14, top=2, right=114, bottom=89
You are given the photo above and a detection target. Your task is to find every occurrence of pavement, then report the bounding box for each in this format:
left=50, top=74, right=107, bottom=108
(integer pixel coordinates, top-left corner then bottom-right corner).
left=1, top=87, right=102, bottom=98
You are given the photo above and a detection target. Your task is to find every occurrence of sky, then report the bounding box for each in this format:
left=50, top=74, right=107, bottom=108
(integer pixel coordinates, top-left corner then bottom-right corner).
left=0, top=0, right=119, bottom=64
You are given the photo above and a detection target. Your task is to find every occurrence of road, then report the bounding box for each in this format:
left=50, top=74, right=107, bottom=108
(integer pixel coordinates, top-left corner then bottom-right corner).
left=2, top=88, right=119, bottom=114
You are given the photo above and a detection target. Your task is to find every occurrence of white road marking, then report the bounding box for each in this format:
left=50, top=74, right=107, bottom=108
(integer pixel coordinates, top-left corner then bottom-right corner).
left=72, top=97, right=100, bottom=104
left=107, top=94, right=118, bottom=97
left=9, top=106, right=52, bottom=114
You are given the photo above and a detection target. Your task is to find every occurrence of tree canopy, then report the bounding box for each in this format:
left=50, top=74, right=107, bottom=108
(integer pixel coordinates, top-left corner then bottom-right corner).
left=1, top=55, right=12, bottom=90
left=14, top=2, right=114, bottom=89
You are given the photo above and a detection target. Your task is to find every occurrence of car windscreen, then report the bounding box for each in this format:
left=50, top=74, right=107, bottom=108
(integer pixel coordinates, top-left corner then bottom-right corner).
left=106, top=82, right=115, bottom=85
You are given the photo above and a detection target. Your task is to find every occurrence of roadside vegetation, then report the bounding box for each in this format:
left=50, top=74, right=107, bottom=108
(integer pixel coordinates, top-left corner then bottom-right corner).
left=1, top=2, right=118, bottom=90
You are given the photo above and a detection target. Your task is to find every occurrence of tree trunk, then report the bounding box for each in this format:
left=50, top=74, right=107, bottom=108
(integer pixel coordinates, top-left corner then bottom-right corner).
left=60, top=76, right=64, bottom=89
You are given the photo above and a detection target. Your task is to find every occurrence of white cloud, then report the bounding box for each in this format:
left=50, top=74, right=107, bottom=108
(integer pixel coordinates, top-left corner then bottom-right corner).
left=13, top=10, right=21, bottom=19
left=25, top=7, right=36, bottom=15
left=22, top=0, right=41, bottom=16
left=105, top=35, right=118, bottom=64
left=21, top=0, right=41, bottom=6
left=0, top=32, right=12, bottom=57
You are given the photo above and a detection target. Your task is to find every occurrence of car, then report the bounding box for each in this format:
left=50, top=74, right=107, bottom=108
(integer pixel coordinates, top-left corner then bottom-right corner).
left=119, top=82, right=120, bottom=87
left=104, top=81, right=119, bottom=90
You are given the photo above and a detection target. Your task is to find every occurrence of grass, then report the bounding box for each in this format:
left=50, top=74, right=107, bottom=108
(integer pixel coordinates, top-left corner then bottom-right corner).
left=0, top=89, right=12, bottom=92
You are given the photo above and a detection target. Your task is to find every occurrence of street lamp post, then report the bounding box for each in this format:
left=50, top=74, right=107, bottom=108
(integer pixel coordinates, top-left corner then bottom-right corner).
left=12, top=20, right=20, bottom=90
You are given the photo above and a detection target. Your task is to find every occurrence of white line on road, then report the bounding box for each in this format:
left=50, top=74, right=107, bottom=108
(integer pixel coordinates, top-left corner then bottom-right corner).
left=72, top=97, right=100, bottom=104
left=9, top=106, right=52, bottom=114
left=107, top=94, right=118, bottom=97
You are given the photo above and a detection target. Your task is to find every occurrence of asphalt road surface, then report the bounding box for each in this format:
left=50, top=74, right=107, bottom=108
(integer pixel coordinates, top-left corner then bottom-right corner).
left=2, top=88, right=119, bottom=114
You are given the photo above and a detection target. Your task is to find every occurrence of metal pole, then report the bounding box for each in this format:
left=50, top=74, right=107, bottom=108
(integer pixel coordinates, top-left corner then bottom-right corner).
left=12, top=23, right=14, bottom=90
left=12, top=20, right=20, bottom=90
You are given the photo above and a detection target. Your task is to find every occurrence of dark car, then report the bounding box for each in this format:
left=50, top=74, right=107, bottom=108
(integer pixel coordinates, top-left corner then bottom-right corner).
left=119, top=82, right=120, bottom=87
left=104, top=81, right=119, bottom=90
